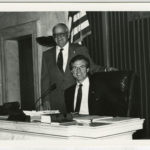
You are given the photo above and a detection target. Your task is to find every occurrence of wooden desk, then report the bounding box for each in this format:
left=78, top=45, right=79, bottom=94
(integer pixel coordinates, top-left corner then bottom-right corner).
left=0, top=117, right=144, bottom=140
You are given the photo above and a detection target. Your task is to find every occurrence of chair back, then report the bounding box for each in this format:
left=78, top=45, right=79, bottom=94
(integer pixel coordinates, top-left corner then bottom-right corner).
left=91, top=71, right=140, bottom=117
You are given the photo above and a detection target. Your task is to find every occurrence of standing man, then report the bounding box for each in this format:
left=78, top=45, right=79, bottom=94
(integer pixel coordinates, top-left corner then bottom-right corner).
left=65, top=55, right=127, bottom=116
left=41, top=23, right=107, bottom=113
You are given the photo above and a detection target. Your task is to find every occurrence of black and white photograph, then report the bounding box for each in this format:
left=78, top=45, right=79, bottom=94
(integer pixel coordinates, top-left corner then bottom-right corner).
left=0, top=2, right=149, bottom=148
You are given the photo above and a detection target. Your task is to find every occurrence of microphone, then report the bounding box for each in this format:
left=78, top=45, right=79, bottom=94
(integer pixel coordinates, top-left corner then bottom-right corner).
left=35, top=83, right=56, bottom=110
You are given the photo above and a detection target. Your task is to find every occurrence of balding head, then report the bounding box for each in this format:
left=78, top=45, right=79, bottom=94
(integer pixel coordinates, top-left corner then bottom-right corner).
left=52, top=23, right=69, bottom=34
left=52, top=23, right=70, bottom=48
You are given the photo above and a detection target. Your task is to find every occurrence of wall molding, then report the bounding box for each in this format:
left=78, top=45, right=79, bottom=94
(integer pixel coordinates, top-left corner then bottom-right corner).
left=0, top=21, right=39, bottom=106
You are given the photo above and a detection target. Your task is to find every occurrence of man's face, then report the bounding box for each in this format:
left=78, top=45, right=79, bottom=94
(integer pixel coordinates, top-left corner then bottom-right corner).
left=71, top=60, right=89, bottom=83
left=53, top=26, right=69, bottom=48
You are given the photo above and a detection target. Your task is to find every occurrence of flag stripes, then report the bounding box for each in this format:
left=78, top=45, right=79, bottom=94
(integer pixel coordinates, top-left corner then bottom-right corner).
left=72, top=13, right=88, bottom=27
left=68, top=11, right=91, bottom=43
left=72, top=20, right=89, bottom=36
left=73, top=26, right=91, bottom=43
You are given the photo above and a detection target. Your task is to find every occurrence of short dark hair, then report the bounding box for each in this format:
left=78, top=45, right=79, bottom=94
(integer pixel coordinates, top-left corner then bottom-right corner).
left=52, top=23, right=69, bottom=35
left=69, top=55, right=90, bottom=70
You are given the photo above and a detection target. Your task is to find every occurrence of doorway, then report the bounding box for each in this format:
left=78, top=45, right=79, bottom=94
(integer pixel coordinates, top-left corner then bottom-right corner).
left=0, top=21, right=39, bottom=110
left=18, top=35, right=35, bottom=110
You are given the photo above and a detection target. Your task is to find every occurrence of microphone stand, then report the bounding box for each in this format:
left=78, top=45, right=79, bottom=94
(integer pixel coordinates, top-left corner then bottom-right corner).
left=35, top=83, right=73, bottom=123
left=35, top=83, right=56, bottom=111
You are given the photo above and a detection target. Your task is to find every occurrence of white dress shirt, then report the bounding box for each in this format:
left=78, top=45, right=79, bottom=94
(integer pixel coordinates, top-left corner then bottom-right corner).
left=74, top=77, right=90, bottom=114
left=56, top=42, right=69, bottom=72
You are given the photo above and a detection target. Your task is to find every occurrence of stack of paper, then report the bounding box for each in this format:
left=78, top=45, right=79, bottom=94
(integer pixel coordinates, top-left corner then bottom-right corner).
left=23, top=110, right=60, bottom=122
left=97, top=117, right=139, bottom=123
left=73, top=115, right=112, bottom=124
left=41, top=114, right=51, bottom=123
left=0, top=115, right=8, bottom=120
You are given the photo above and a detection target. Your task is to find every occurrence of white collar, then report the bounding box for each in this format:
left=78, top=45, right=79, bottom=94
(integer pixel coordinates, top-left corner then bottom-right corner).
left=56, top=42, right=69, bottom=51
left=77, top=77, right=89, bottom=86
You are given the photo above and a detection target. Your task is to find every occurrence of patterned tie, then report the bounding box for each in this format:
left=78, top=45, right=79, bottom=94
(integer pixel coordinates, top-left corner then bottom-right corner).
left=57, top=48, right=63, bottom=72
left=75, top=84, right=83, bottom=113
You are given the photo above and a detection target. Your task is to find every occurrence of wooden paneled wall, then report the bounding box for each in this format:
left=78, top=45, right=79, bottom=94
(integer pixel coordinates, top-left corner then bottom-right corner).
left=84, top=12, right=150, bottom=139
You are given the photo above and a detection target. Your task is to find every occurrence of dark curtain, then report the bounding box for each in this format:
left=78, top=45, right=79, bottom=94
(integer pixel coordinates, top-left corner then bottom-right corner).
left=83, top=12, right=104, bottom=66
left=83, top=11, right=150, bottom=139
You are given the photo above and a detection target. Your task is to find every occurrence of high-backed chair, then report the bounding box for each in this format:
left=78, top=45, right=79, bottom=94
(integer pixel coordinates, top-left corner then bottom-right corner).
left=91, top=71, right=140, bottom=117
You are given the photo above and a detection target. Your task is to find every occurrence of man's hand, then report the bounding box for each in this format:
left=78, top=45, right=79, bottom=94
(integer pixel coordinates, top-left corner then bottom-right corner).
left=105, top=67, right=118, bottom=72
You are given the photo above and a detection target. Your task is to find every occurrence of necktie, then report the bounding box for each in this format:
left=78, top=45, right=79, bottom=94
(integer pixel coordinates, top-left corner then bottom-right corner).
left=75, top=84, right=83, bottom=113
left=57, top=48, right=63, bottom=72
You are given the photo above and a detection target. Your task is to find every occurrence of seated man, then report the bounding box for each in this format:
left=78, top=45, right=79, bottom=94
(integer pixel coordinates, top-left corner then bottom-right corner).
left=65, top=55, right=128, bottom=116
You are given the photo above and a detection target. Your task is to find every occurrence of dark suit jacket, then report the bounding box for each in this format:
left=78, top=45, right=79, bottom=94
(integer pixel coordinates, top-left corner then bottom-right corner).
left=65, top=75, right=128, bottom=117
left=41, top=43, right=105, bottom=113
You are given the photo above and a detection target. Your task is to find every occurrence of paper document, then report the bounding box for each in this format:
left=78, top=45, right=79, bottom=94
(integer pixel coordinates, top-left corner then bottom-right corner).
left=73, top=115, right=113, bottom=123
left=98, top=117, right=139, bottom=123
left=0, top=115, right=8, bottom=120
left=23, top=110, right=60, bottom=116
left=23, top=110, right=60, bottom=122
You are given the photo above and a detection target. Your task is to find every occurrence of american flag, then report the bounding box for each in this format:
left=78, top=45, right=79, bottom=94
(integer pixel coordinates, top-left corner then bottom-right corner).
left=68, top=11, right=91, bottom=44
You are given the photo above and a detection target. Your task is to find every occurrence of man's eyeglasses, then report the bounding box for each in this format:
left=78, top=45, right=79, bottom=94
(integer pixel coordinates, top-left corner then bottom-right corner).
left=53, top=32, right=68, bottom=38
left=72, top=65, right=87, bottom=72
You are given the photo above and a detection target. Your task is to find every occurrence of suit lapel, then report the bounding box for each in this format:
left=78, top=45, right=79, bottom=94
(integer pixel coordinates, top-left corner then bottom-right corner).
left=47, top=47, right=58, bottom=74
left=88, top=77, right=95, bottom=114
left=69, top=84, right=76, bottom=112
left=65, top=44, right=75, bottom=73
left=52, top=47, right=57, bottom=66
